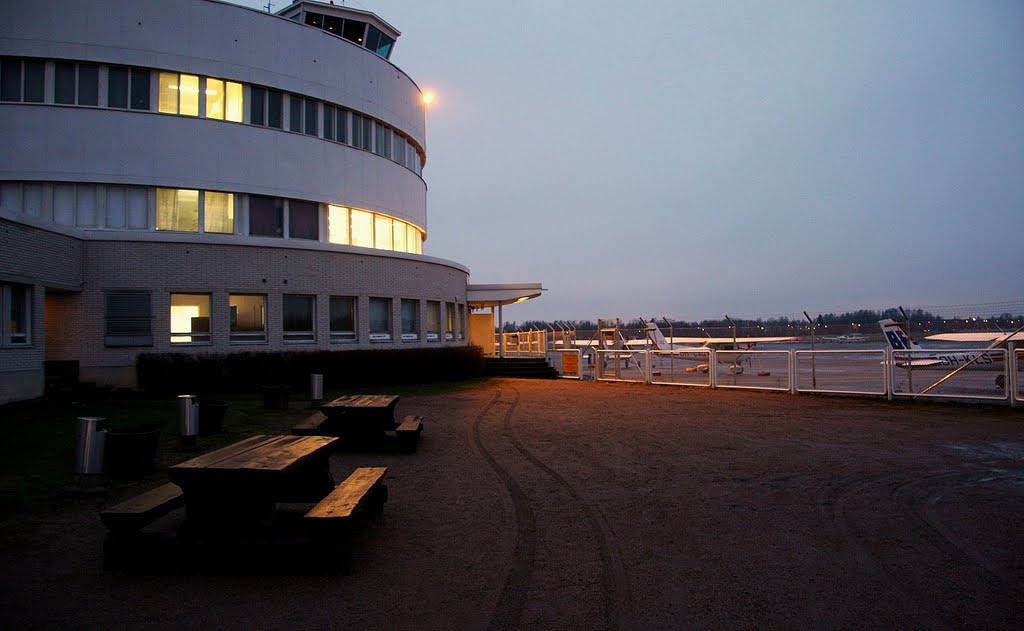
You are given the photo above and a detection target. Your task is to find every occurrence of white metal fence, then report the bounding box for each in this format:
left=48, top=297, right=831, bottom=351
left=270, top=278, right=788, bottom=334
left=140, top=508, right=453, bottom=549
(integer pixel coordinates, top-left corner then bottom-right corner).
left=542, top=346, right=1023, bottom=406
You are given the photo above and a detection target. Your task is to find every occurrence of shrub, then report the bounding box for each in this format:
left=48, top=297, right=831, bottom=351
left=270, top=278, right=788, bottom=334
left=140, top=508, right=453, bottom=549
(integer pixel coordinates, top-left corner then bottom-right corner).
left=136, top=346, right=485, bottom=394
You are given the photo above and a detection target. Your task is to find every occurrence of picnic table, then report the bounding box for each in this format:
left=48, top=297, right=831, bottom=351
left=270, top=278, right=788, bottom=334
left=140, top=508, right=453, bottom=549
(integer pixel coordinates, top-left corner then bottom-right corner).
left=167, top=434, right=339, bottom=521
left=321, top=394, right=400, bottom=425
left=101, top=434, right=389, bottom=572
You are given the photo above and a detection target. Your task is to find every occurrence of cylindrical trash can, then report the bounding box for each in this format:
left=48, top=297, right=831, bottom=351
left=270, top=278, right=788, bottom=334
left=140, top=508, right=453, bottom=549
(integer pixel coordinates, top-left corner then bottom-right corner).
left=178, top=394, right=200, bottom=437
left=310, top=374, right=324, bottom=406
left=74, top=417, right=106, bottom=474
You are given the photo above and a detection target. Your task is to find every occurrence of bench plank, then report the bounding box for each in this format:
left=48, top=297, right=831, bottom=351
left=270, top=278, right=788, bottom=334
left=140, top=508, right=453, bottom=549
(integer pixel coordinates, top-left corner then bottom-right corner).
left=292, top=412, right=328, bottom=435
left=170, top=435, right=276, bottom=470
left=100, top=483, right=185, bottom=532
left=306, top=467, right=388, bottom=520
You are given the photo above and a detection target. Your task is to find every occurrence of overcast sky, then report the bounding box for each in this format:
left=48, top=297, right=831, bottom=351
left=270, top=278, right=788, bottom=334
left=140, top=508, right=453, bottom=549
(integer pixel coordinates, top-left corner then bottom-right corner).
left=234, top=0, right=1024, bottom=322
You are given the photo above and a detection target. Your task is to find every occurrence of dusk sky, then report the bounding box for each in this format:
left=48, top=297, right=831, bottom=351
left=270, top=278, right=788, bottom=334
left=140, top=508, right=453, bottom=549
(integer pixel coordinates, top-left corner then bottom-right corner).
left=235, top=0, right=1024, bottom=323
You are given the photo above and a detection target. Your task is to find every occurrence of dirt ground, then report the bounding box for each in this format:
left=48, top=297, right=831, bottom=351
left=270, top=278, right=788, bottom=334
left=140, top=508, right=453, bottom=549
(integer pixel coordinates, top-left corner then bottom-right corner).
left=3, top=378, right=1023, bottom=630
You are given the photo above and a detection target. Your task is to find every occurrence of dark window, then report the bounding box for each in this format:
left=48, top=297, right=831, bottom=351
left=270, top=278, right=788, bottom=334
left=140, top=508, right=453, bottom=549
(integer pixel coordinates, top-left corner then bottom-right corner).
left=329, top=296, right=356, bottom=342
left=283, top=295, right=315, bottom=342
left=304, top=99, right=317, bottom=135
left=365, top=25, right=381, bottom=52
left=250, top=86, right=266, bottom=125
left=108, top=66, right=129, bottom=108
left=305, top=12, right=323, bottom=28
left=55, top=62, right=76, bottom=104
left=369, top=297, right=391, bottom=336
left=377, top=34, right=394, bottom=58
left=267, top=90, right=283, bottom=128
left=323, top=104, right=334, bottom=140
left=289, top=200, right=319, bottom=240
left=249, top=196, right=283, bottom=237
left=78, top=64, right=98, bottom=105
left=335, top=109, right=347, bottom=144
left=1, top=59, right=22, bottom=101
left=323, top=15, right=343, bottom=35
left=130, top=68, right=149, bottom=109
left=289, top=94, right=302, bottom=132
left=343, top=19, right=366, bottom=44
left=104, top=290, right=153, bottom=346
left=24, top=60, right=44, bottom=102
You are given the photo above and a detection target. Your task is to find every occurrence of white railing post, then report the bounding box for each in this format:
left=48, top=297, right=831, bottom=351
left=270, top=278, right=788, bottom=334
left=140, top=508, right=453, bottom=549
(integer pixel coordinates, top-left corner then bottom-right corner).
left=789, top=349, right=797, bottom=394
left=709, top=349, right=717, bottom=389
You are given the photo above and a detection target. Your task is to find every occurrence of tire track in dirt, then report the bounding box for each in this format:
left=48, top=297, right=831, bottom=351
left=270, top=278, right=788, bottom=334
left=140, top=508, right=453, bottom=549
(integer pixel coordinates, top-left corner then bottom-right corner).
left=823, top=470, right=1021, bottom=629
left=470, top=387, right=536, bottom=631
left=470, top=384, right=631, bottom=630
left=500, top=384, right=632, bottom=631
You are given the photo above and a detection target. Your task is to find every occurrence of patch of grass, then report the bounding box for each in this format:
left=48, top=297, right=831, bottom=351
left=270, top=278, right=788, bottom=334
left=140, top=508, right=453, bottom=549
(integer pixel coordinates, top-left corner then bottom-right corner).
left=0, top=379, right=488, bottom=541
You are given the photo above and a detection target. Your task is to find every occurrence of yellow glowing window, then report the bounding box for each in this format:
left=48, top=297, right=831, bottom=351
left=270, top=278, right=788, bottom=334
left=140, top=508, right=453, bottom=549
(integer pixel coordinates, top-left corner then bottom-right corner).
left=204, top=192, right=234, bottom=233
left=205, top=78, right=224, bottom=119
left=328, top=205, right=350, bottom=244
left=374, top=215, right=393, bottom=250
left=158, top=72, right=178, bottom=114
left=407, top=225, right=422, bottom=254
left=350, top=209, right=373, bottom=248
left=225, top=81, right=243, bottom=122
left=156, top=188, right=199, bottom=232
left=170, top=293, right=211, bottom=343
left=393, top=220, right=407, bottom=252
left=179, top=74, right=199, bottom=116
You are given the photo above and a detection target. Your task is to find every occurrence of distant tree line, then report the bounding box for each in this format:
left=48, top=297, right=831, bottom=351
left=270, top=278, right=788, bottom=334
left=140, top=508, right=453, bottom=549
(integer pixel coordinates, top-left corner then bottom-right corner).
left=501, top=308, right=1024, bottom=337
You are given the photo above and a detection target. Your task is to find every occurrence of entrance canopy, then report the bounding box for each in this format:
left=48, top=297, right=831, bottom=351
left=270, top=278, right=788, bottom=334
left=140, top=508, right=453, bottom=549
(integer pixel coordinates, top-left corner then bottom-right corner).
left=466, top=283, right=544, bottom=309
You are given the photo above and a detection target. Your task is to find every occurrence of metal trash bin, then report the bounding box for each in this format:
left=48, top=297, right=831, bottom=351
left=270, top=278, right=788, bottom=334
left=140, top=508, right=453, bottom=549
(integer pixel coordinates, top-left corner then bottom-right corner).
left=310, top=373, right=324, bottom=407
left=74, top=416, right=107, bottom=475
left=178, top=394, right=200, bottom=437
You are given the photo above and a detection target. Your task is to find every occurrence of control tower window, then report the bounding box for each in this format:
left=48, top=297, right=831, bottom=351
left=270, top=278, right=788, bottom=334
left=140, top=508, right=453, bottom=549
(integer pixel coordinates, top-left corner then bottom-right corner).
left=304, top=12, right=323, bottom=28
left=343, top=20, right=366, bottom=45
left=323, top=15, right=343, bottom=36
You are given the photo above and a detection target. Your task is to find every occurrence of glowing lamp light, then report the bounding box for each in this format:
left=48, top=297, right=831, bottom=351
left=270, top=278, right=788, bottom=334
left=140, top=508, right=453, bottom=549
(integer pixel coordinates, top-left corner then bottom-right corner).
left=421, top=91, right=435, bottom=106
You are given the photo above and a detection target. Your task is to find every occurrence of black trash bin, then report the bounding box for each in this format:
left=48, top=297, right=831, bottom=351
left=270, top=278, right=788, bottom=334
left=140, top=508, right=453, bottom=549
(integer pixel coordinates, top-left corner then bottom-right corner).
left=197, top=399, right=228, bottom=435
left=104, top=424, right=161, bottom=478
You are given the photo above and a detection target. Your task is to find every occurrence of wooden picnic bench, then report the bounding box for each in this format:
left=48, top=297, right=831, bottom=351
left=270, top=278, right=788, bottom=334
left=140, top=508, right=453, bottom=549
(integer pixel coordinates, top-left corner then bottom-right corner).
left=395, top=415, right=424, bottom=453
left=305, top=466, right=388, bottom=573
left=100, top=435, right=389, bottom=573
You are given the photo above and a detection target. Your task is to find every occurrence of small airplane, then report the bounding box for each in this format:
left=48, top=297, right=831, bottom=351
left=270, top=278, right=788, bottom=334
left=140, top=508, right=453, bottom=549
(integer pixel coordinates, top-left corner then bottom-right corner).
left=879, top=318, right=1001, bottom=369
left=819, top=333, right=869, bottom=343
left=631, top=321, right=798, bottom=374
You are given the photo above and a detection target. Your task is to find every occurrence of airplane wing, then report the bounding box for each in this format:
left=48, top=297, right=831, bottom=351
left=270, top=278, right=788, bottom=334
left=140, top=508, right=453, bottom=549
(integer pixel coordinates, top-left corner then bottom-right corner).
left=926, top=332, right=1024, bottom=343
left=694, top=336, right=799, bottom=344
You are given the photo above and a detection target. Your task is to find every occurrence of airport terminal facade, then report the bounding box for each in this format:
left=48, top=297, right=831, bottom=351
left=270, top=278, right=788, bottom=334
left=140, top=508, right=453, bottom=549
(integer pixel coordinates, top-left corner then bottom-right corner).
left=0, top=0, right=519, bottom=403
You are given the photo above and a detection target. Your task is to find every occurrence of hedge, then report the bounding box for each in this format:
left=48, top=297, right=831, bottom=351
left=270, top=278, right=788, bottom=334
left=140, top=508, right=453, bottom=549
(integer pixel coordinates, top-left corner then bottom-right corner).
left=136, top=346, right=486, bottom=394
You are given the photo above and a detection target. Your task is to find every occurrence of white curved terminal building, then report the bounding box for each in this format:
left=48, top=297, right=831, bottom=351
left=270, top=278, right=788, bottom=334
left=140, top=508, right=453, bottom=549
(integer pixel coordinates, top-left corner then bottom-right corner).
left=0, top=0, right=540, bottom=403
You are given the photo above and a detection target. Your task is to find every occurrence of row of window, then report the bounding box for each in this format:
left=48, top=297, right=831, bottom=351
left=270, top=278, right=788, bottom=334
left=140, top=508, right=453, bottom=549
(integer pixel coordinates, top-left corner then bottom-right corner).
left=106, top=291, right=465, bottom=347
left=0, top=181, right=425, bottom=255
left=1, top=284, right=30, bottom=347
left=298, top=11, right=396, bottom=60
left=0, top=58, right=424, bottom=176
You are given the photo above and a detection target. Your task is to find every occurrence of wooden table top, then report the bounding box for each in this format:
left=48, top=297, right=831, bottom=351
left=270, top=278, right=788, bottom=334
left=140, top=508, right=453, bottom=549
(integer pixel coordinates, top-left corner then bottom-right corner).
left=169, top=434, right=339, bottom=481
left=321, top=394, right=399, bottom=411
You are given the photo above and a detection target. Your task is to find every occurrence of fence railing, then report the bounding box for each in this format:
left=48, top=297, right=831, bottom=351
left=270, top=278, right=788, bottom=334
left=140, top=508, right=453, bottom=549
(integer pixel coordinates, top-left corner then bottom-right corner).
left=543, top=346, right=1022, bottom=406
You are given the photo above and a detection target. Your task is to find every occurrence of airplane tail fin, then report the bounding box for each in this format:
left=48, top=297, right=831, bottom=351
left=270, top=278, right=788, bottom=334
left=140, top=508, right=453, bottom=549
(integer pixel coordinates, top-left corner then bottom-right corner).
left=645, top=320, right=669, bottom=350
left=879, top=318, right=921, bottom=350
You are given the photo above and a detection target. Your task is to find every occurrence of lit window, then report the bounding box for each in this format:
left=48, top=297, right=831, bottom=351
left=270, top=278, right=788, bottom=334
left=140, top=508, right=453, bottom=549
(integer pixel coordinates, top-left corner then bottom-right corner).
left=2, top=284, right=31, bottom=346
left=205, top=78, right=224, bottom=119
left=170, top=294, right=211, bottom=343
left=426, top=300, right=440, bottom=341
left=230, top=294, right=266, bottom=343
left=159, top=72, right=198, bottom=116
left=156, top=188, right=199, bottom=232
left=283, top=294, right=315, bottom=343
left=328, top=205, right=349, bottom=244
left=374, top=215, right=393, bottom=250
left=446, top=303, right=456, bottom=341
left=401, top=299, right=419, bottom=340
left=330, top=296, right=357, bottom=342
left=225, top=81, right=243, bottom=122
left=204, top=192, right=234, bottom=234
left=368, top=297, right=391, bottom=340
left=393, top=220, right=407, bottom=252
left=407, top=224, right=422, bottom=254
left=350, top=209, right=373, bottom=248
